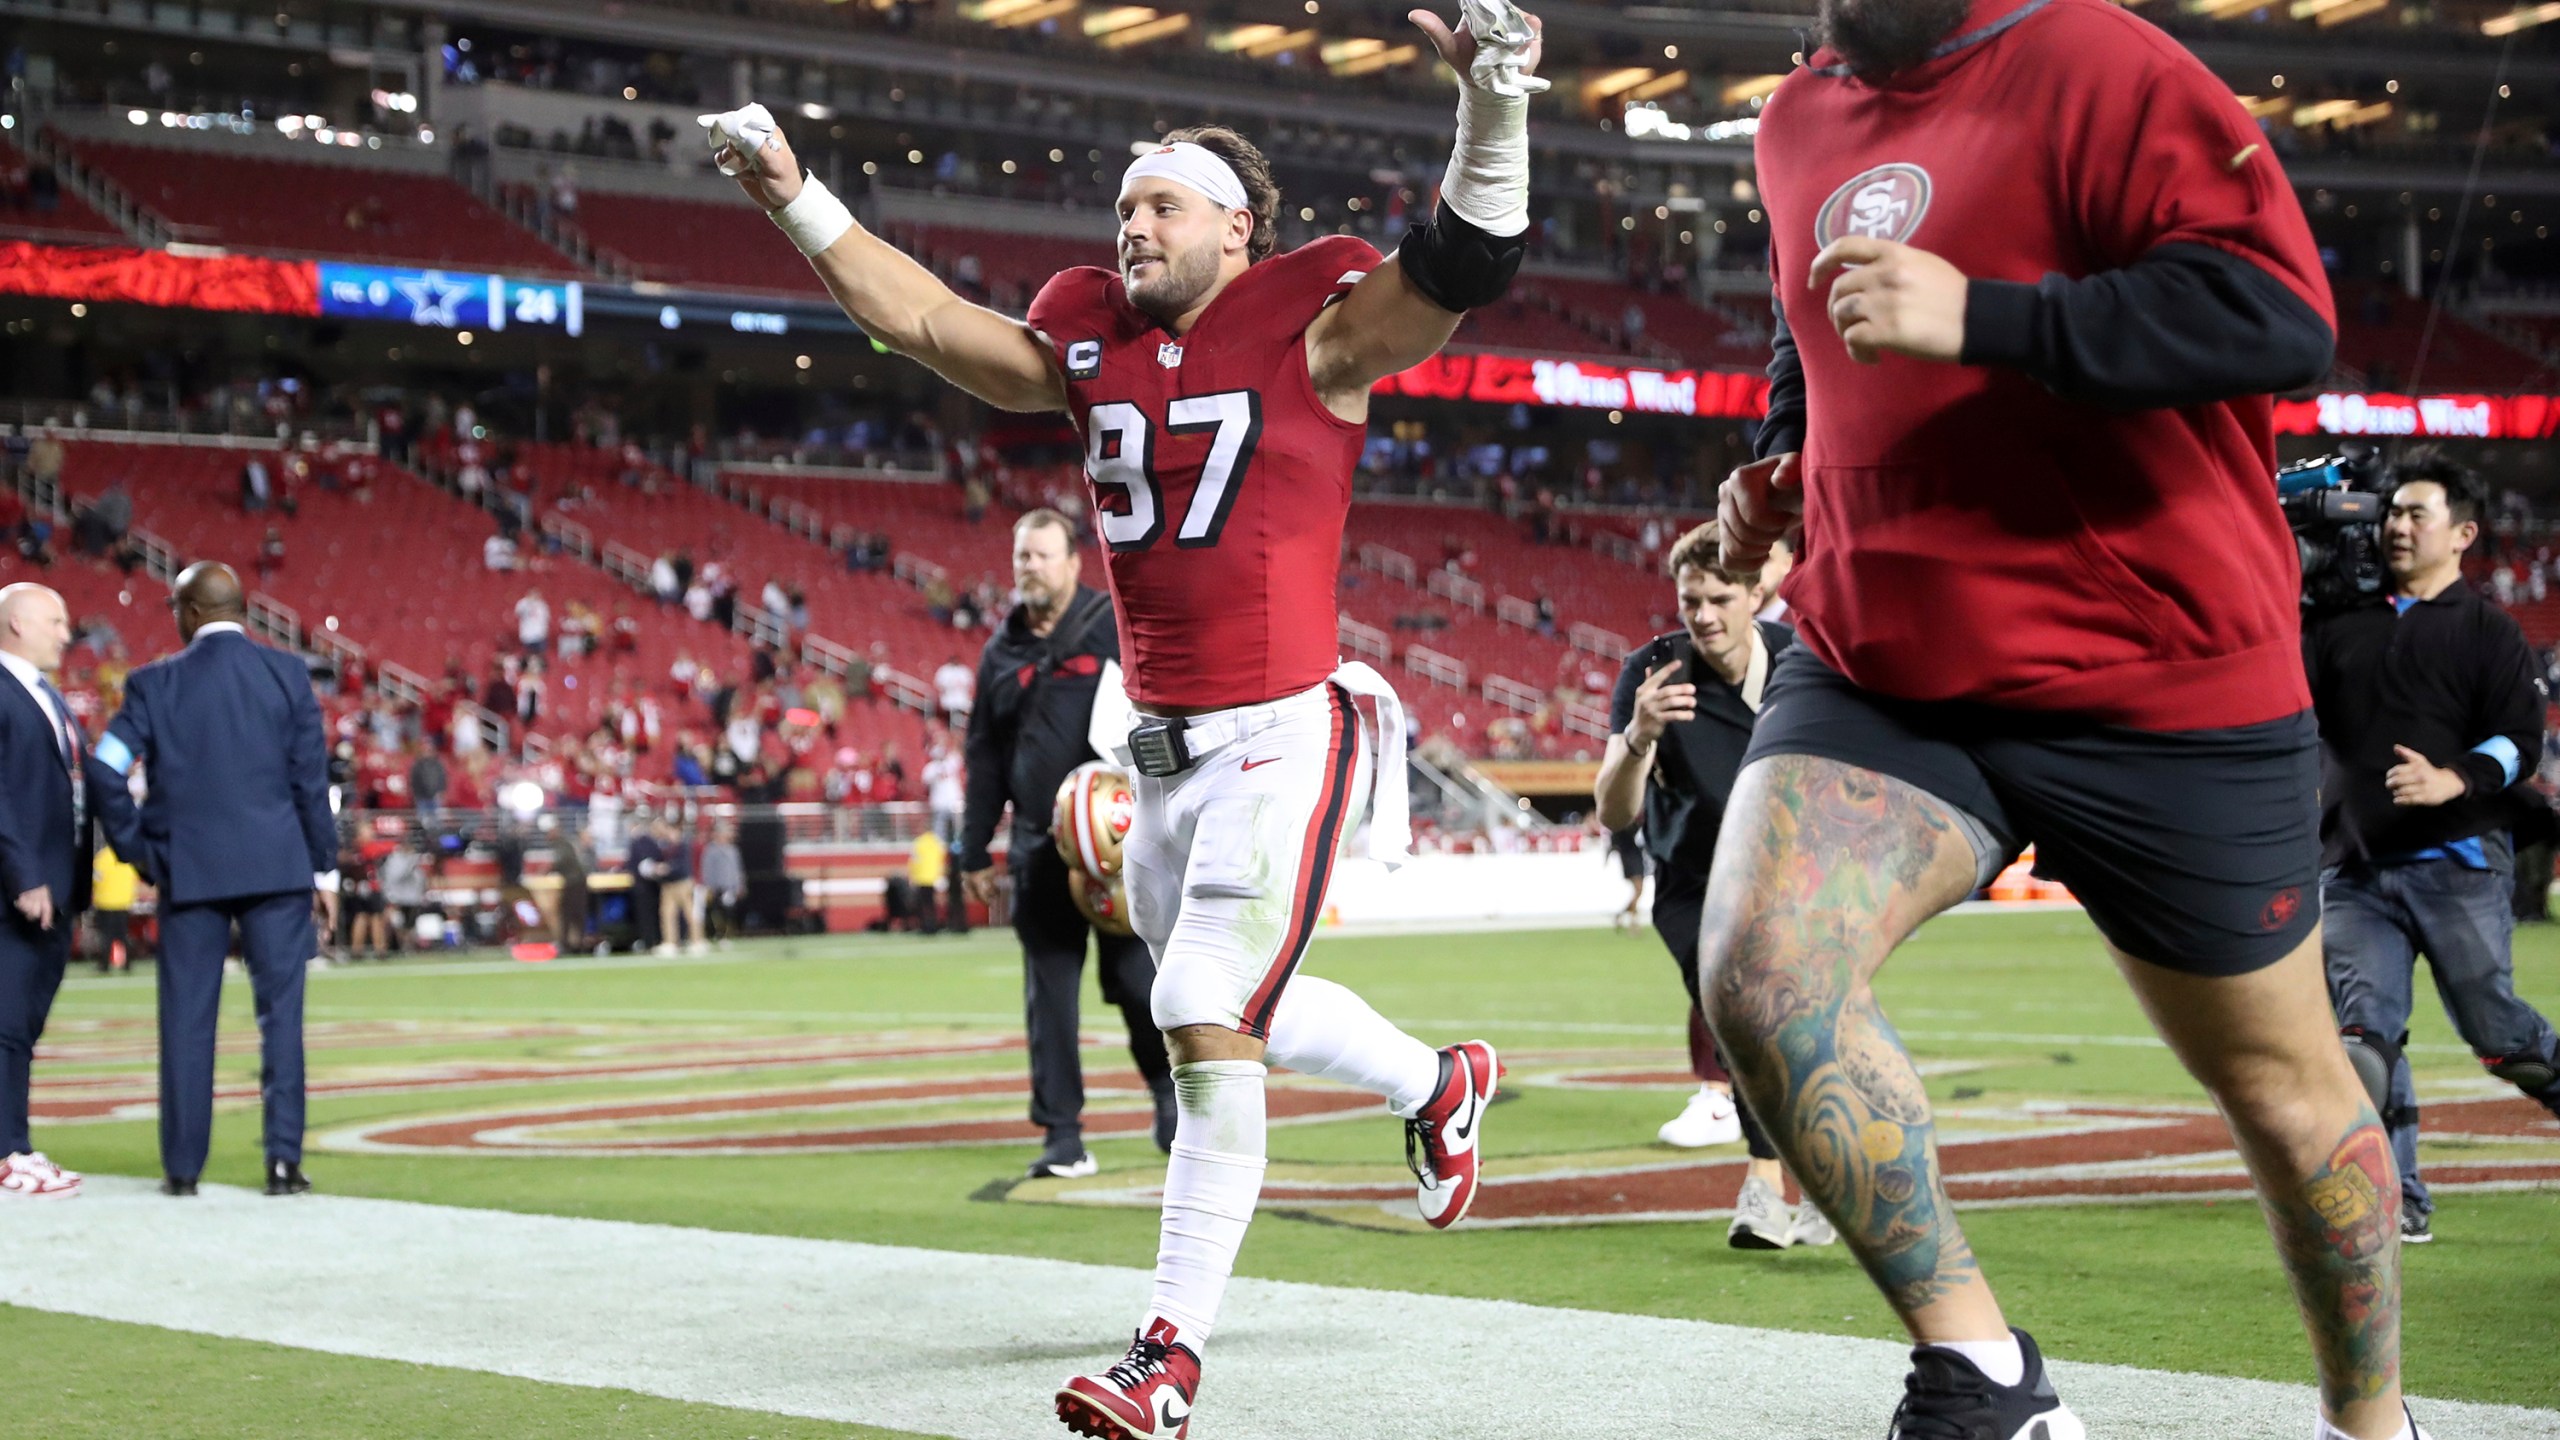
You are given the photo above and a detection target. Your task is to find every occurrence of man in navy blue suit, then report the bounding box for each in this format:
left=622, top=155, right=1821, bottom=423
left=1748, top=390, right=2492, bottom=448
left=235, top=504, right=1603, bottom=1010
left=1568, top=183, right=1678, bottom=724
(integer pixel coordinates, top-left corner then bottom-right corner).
left=89, top=562, right=338, bottom=1197
left=0, top=583, right=91, bottom=1199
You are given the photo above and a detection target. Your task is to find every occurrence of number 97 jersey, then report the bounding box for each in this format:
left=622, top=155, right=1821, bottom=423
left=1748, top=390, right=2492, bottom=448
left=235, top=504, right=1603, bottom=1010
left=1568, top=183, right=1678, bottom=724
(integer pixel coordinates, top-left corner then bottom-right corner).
left=1028, top=234, right=1382, bottom=713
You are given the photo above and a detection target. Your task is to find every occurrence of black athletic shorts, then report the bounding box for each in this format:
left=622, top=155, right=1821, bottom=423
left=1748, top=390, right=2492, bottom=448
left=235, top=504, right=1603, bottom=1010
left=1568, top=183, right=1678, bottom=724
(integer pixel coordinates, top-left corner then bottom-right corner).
left=1611, top=829, right=1648, bottom=881
left=1741, top=646, right=2321, bottom=975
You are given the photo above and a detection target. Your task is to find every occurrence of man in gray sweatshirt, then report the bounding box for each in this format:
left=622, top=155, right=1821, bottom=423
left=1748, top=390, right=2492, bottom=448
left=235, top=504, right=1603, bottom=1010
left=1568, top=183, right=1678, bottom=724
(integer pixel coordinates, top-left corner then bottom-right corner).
left=696, top=822, right=745, bottom=947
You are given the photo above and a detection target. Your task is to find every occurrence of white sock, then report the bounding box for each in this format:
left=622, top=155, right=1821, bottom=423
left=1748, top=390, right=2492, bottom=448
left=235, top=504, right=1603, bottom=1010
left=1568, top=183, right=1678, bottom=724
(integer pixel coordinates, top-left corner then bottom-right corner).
left=1144, top=1059, right=1268, bottom=1355
left=1927, top=1336, right=2025, bottom=1388
left=1261, top=974, right=1444, bottom=1117
left=2313, top=1412, right=2413, bottom=1440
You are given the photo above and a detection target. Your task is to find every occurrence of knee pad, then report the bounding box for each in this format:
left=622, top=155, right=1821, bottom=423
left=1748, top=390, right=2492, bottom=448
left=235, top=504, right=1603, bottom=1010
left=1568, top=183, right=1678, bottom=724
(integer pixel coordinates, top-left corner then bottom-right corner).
left=2484, top=1047, right=2560, bottom=1102
left=2340, top=1026, right=2406, bottom=1121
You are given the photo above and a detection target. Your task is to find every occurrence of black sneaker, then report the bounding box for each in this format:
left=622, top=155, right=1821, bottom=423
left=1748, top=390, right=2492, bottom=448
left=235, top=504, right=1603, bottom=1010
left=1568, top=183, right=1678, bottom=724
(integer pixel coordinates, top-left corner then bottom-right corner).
left=1888, top=1328, right=2084, bottom=1440
left=2401, top=1208, right=2434, bottom=1245
left=1027, top=1130, right=1097, bottom=1180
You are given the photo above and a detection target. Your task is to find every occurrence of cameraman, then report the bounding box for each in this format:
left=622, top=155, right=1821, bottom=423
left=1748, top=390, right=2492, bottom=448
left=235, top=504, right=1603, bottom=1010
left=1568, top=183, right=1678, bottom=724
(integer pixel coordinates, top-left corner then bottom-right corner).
left=2305, top=447, right=2560, bottom=1245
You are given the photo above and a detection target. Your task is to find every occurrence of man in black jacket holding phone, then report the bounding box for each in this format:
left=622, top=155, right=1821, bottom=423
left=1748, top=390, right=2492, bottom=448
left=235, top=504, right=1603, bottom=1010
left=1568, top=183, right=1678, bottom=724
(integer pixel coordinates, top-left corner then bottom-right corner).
left=1595, top=521, right=1831, bottom=1251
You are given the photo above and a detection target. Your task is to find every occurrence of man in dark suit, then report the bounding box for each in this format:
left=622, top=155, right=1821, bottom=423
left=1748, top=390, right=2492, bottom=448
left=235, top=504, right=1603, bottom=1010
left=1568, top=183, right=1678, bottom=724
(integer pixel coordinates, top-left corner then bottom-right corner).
left=625, top=822, right=667, bottom=952
left=0, top=582, right=91, bottom=1199
left=88, top=562, right=337, bottom=1198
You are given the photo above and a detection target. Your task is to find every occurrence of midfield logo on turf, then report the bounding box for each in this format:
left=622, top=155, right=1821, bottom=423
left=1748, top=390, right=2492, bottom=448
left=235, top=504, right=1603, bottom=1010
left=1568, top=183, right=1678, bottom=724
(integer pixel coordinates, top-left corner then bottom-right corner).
left=1010, top=1066, right=2560, bottom=1232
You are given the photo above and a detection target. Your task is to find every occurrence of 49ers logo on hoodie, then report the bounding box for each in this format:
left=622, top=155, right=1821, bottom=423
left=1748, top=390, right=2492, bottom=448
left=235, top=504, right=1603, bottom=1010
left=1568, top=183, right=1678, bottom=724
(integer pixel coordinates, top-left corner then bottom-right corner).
left=1813, top=163, right=1933, bottom=247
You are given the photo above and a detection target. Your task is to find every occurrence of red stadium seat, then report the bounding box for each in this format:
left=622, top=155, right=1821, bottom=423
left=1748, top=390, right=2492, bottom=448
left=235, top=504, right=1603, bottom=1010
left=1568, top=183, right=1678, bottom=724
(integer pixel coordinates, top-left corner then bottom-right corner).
left=2330, top=282, right=2556, bottom=394
left=0, top=135, right=129, bottom=246
left=552, top=189, right=831, bottom=297
left=67, top=138, right=576, bottom=274
left=40, top=438, right=779, bottom=768
left=1519, top=275, right=1768, bottom=370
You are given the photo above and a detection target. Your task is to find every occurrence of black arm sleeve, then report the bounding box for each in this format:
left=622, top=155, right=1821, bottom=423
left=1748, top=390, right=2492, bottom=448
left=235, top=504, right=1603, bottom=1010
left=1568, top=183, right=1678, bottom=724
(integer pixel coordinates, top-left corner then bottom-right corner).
left=2457, top=612, right=2548, bottom=799
left=956, top=652, right=1009, bottom=873
left=1755, top=296, right=1806, bottom=461
left=1959, top=242, right=2335, bottom=411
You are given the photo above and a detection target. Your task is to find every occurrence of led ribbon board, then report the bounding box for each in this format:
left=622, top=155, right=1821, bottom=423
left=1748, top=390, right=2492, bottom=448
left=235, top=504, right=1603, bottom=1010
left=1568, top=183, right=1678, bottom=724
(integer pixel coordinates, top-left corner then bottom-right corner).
left=315, top=263, right=582, bottom=337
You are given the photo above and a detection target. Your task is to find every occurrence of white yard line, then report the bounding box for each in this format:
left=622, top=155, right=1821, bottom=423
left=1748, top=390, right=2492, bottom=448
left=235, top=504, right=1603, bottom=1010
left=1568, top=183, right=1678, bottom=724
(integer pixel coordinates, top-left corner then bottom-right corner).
left=2, top=1179, right=2550, bottom=1439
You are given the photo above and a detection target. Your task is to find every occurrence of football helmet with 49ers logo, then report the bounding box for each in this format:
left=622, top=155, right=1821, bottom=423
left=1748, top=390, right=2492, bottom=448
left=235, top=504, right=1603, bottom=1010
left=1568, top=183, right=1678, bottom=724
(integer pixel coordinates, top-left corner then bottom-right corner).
left=1053, top=761, right=1136, bottom=882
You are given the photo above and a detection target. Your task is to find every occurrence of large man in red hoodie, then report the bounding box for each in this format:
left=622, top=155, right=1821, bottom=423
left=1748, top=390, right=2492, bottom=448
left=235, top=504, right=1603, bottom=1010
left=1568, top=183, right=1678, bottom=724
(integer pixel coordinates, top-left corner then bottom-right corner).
left=1709, top=0, right=2416, bottom=1437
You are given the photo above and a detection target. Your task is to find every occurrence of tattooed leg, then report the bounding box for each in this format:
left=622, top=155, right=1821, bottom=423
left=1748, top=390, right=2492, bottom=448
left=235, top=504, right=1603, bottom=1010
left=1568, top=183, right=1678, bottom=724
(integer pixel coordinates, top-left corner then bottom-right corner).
left=1699, top=755, right=1999, bottom=1339
left=2111, top=933, right=2405, bottom=1437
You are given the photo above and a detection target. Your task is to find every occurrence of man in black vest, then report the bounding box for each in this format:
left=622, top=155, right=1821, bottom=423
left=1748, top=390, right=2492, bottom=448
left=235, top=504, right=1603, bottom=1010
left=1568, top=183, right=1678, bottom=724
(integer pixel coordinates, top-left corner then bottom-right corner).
left=1596, top=521, right=1832, bottom=1251
left=958, top=509, right=1174, bottom=1179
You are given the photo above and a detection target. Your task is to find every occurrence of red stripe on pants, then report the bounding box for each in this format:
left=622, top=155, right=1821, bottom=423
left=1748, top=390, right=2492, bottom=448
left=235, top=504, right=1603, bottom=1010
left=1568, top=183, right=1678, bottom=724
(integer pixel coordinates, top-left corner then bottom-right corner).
left=1239, top=687, right=1356, bottom=1039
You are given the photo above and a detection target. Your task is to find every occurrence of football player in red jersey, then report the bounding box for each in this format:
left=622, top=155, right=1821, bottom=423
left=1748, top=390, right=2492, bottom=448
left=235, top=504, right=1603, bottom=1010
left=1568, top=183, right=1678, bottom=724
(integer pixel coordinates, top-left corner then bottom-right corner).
left=704, top=3, right=1542, bottom=1434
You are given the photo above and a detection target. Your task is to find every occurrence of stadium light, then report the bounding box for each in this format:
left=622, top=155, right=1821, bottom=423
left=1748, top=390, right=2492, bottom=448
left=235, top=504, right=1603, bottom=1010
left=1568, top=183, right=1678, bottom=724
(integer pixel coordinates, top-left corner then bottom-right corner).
left=2482, top=1, right=2560, bottom=34
left=502, top=781, right=546, bottom=821
left=1212, top=22, right=1287, bottom=50
left=1080, top=0, right=1157, bottom=30
left=1626, top=70, right=1689, bottom=102
left=1721, top=74, right=1788, bottom=106
left=1584, top=67, right=1657, bottom=100
left=1100, top=13, right=1192, bottom=47
left=1623, top=105, right=1691, bottom=141
left=2312, top=100, right=2391, bottom=128
left=1232, top=24, right=1319, bottom=57
left=1331, top=42, right=1416, bottom=77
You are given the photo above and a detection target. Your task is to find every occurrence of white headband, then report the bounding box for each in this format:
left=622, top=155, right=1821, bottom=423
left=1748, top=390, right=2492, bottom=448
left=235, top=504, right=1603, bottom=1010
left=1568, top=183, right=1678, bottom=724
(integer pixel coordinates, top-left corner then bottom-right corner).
left=1119, top=142, right=1249, bottom=215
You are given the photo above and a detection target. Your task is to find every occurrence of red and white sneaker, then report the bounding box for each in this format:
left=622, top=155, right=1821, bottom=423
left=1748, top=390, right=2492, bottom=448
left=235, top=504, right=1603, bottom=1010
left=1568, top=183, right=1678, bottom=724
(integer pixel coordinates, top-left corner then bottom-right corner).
left=1406, top=1040, right=1498, bottom=1229
left=1056, top=1319, right=1202, bottom=1439
left=0, top=1151, right=82, bottom=1198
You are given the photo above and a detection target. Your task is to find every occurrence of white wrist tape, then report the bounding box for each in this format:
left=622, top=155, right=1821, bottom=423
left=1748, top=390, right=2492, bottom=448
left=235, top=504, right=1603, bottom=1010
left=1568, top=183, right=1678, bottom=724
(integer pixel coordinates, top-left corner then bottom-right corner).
left=1440, top=0, right=1540, bottom=237
left=771, top=176, right=855, bottom=258
left=697, top=102, right=778, bottom=177
left=1456, top=0, right=1549, bottom=100
left=1442, top=86, right=1530, bottom=238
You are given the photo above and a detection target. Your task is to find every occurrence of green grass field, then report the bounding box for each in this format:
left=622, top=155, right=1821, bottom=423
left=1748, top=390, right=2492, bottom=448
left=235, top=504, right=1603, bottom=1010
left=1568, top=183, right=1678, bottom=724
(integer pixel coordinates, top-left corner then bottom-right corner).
left=10, top=911, right=2557, bottom=1436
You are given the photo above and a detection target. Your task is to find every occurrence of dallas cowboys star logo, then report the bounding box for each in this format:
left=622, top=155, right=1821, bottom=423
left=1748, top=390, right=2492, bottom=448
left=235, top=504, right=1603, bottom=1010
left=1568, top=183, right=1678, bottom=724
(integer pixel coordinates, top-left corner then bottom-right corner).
left=393, top=271, right=474, bottom=327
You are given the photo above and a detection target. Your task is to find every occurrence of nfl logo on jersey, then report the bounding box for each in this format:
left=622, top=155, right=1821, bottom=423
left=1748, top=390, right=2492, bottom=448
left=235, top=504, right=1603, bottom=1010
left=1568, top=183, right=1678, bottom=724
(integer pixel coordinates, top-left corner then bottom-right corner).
left=1156, top=341, right=1185, bottom=369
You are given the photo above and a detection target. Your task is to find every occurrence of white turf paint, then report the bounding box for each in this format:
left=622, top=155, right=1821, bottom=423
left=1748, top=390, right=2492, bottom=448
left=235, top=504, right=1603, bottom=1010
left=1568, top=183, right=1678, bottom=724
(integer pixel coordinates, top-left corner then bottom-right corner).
left=4, top=1181, right=2553, bottom=1440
